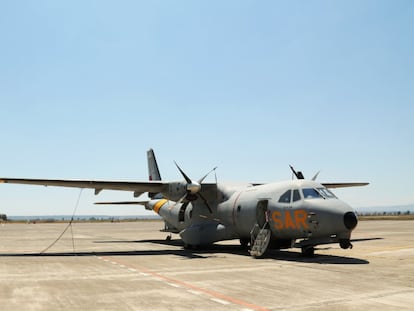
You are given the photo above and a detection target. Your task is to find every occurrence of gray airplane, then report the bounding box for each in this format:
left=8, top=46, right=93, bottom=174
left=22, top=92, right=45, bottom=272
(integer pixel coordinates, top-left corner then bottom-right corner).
left=0, top=149, right=368, bottom=257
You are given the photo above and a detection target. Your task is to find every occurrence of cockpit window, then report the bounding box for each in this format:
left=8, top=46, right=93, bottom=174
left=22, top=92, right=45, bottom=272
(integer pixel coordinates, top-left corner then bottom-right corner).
left=317, top=188, right=337, bottom=199
left=278, top=189, right=301, bottom=203
left=278, top=190, right=291, bottom=203
left=292, top=189, right=301, bottom=202
left=302, top=188, right=322, bottom=199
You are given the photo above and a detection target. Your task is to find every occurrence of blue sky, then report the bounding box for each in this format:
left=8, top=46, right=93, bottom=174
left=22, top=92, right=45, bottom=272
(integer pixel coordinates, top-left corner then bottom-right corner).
left=0, top=1, right=413, bottom=216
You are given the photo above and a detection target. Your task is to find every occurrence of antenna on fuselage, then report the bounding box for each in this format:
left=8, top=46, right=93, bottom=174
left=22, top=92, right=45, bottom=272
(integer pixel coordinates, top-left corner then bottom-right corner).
left=311, top=171, right=321, bottom=181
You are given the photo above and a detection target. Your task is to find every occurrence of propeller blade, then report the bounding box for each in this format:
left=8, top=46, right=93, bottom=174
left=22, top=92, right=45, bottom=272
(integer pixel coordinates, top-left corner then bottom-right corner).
left=177, top=193, right=188, bottom=204
left=198, top=166, right=218, bottom=184
left=174, top=161, right=192, bottom=184
left=170, top=193, right=188, bottom=210
left=198, top=192, right=213, bottom=214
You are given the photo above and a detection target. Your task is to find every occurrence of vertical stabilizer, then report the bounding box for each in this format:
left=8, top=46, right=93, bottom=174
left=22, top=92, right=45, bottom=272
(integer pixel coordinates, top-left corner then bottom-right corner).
left=147, top=148, right=162, bottom=181
left=147, top=149, right=162, bottom=199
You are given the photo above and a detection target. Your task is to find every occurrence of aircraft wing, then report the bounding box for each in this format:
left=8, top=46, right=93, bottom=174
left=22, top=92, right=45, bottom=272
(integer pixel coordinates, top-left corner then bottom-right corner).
left=0, top=178, right=167, bottom=195
left=322, top=182, right=369, bottom=188
left=94, top=201, right=149, bottom=205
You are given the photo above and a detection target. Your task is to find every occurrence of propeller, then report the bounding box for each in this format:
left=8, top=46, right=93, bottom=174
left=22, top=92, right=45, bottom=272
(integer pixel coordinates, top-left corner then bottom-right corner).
left=174, top=162, right=217, bottom=213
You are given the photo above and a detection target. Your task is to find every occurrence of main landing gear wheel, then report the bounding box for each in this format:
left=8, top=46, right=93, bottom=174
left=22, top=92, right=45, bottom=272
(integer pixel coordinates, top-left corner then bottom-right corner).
left=301, top=246, right=315, bottom=257
left=240, top=238, right=250, bottom=249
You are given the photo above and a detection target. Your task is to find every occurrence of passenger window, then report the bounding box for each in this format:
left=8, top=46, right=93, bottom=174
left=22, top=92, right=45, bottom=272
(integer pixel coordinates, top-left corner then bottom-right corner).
left=292, top=189, right=301, bottom=202
left=278, top=190, right=291, bottom=203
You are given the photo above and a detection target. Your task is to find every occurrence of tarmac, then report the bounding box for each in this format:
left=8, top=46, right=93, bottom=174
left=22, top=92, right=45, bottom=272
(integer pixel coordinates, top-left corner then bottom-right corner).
left=0, top=220, right=413, bottom=311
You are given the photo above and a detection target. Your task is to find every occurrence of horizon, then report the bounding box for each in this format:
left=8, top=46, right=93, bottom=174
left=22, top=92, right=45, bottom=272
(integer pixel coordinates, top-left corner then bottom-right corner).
left=3, top=202, right=414, bottom=218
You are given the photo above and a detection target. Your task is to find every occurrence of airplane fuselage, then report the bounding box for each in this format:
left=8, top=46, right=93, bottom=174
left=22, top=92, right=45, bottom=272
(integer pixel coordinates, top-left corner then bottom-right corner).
left=147, top=179, right=357, bottom=253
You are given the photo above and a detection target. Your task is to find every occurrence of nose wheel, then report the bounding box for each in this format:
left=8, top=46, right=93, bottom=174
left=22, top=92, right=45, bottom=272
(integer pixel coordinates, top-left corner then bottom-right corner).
left=340, top=239, right=353, bottom=249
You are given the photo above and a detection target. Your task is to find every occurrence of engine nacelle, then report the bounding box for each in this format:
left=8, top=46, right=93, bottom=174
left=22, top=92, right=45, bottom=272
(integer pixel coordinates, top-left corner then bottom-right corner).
left=146, top=199, right=193, bottom=232
left=162, top=182, right=188, bottom=201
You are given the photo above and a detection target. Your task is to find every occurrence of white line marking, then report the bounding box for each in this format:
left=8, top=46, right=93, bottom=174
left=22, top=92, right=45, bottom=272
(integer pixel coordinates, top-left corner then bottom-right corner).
left=210, top=298, right=230, bottom=305
left=119, top=265, right=126, bottom=268
left=166, top=282, right=181, bottom=288
left=187, top=289, right=202, bottom=296
left=128, top=268, right=137, bottom=272
left=139, top=272, right=149, bottom=276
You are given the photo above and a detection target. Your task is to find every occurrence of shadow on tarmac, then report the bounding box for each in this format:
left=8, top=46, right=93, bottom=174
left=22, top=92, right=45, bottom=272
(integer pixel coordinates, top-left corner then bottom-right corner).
left=0, top=238, right=370, bottom=264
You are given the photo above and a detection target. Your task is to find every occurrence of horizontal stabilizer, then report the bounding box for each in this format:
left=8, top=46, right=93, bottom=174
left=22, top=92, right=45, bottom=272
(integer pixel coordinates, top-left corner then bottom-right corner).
left=94, top=201, right=149, bottom=205
left=94, top=200, right=152, bottom=210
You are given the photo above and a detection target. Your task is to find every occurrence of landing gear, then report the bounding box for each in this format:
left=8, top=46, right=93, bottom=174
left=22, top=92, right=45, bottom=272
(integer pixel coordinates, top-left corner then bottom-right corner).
left=301, top=246, right=315, bottom=257
left=165, top=234, right=172, bottom=241
left=340, top=239, right=353, bottom=249
left=240, top=238, right=250, bottom=249
left=250, top=225, right=271, bottom=258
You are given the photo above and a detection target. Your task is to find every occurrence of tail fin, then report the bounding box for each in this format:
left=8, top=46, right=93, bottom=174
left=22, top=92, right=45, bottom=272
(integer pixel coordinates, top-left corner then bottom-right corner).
left=147, top=148, right=162, bottom=181
left=147, top=148, right=163, bottom=199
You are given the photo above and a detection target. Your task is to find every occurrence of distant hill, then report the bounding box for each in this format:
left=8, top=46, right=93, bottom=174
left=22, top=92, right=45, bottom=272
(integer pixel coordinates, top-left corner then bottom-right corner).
left=7, top=215, right=161, bottom=221
left=356, top=203, right=414, bottom=215
left=5, top=204, right=414, bottom=220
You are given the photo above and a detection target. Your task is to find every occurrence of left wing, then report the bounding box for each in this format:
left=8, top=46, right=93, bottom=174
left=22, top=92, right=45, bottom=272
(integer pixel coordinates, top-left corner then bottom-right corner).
left=322, top=182, right=369, bottom=188
left=0, top=178, right=167, bottom=196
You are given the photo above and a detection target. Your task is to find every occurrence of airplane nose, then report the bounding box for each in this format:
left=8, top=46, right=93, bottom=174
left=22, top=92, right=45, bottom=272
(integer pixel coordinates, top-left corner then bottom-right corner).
left=343, top=211, right=358, bottom=230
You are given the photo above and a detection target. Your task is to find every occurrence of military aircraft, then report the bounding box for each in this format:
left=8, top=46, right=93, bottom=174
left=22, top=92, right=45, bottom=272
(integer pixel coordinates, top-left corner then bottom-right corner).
left=0, top=149, right=368, bottom=257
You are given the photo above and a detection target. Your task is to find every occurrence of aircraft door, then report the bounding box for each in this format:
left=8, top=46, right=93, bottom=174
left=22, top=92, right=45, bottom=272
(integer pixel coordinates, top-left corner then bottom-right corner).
left=250, top=199, right=271, bottom=258
left=256, top=200, right=269, bottom=227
